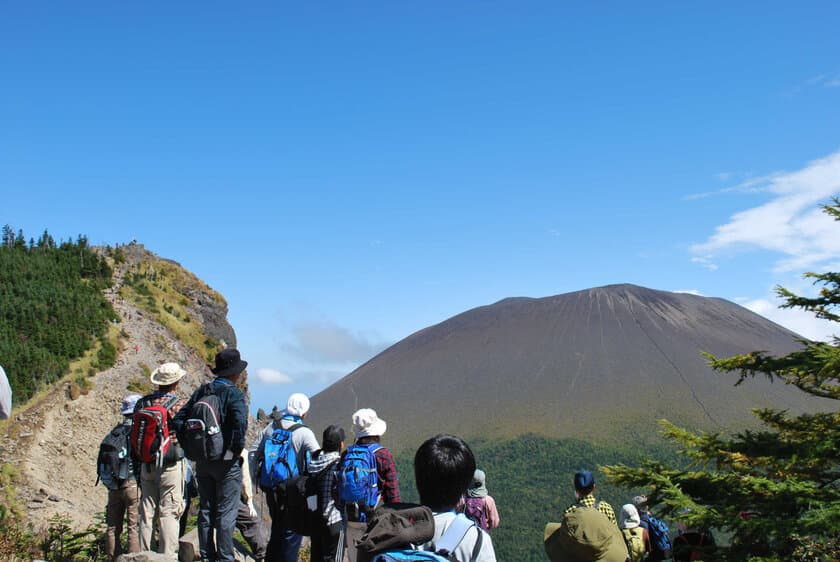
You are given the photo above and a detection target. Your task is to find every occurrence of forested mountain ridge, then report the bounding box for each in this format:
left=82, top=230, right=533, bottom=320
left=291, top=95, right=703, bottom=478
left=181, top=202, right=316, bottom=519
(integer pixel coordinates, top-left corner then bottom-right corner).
left=0, top=234, right=242, bottom=535
left=0, top=228, right=116, bottom=403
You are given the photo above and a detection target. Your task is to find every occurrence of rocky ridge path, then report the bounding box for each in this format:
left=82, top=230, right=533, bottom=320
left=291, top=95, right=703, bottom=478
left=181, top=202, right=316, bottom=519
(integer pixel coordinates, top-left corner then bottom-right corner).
left=0, top=263, right=215, bottom=531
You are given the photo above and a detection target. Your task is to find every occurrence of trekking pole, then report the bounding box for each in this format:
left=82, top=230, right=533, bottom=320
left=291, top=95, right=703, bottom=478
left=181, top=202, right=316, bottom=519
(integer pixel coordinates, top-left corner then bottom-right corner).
left=335, top=506, right=347, bottom=562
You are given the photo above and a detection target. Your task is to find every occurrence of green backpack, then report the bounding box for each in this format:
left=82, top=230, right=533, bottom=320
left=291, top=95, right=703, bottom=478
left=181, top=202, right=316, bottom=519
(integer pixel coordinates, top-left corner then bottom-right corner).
left=545, top=505, right=628, bottom=562
left=622, top=527, right=646, bottom=562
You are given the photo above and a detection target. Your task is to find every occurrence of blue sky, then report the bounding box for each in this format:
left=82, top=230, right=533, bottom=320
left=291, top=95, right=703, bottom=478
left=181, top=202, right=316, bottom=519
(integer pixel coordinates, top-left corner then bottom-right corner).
left=2, top=1, right=839, bottom=413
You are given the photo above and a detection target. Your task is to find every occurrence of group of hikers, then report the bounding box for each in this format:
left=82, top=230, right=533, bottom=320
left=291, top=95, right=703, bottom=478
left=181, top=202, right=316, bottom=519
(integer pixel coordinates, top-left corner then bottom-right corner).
left=97, top=347, right=713, bottom=562
left=544, top=472, right=715, bottom=562
left=96, top=348, right=502, bottom=562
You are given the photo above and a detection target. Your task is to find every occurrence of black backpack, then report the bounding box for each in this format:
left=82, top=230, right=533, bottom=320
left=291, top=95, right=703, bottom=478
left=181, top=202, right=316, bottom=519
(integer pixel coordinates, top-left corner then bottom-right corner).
left=96, top=422, right=133, bottom=490
left=179, top=384, right=225, bottom=462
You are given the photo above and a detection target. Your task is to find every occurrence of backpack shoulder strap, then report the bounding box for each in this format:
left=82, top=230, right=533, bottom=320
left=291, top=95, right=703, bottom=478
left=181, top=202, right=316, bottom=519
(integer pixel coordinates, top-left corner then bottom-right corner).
left=436, top=514, right=478, bottom=559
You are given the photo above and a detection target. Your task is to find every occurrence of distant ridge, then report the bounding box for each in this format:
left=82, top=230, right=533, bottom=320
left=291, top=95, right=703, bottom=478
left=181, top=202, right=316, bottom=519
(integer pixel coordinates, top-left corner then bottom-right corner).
left=309, top=284, right=833, bottom=450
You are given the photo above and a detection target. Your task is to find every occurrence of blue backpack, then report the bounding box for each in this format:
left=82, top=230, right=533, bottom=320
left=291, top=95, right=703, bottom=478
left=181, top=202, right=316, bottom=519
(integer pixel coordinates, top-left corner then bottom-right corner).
left=337, top=443, right=382, bottom=510
left=259, top=423, right=303, bottom=490
left=642, top=512, right=673, bottom=558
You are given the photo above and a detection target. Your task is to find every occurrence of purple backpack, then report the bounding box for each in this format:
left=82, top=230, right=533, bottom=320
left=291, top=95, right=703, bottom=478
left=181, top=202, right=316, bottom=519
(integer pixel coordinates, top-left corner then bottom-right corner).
left=463, top=497, right=489, bottom=530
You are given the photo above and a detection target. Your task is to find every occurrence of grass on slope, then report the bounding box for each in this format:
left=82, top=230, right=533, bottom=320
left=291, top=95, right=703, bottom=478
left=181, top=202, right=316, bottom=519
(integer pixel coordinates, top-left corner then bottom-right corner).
left=120, top=257, right=226, bottom=362
left=393, top=434, right=681, bottom=562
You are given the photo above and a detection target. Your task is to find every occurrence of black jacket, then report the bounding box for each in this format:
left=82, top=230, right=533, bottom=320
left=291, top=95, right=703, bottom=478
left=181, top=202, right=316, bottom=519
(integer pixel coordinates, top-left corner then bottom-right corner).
left=174, top=378, right=247, bottom=459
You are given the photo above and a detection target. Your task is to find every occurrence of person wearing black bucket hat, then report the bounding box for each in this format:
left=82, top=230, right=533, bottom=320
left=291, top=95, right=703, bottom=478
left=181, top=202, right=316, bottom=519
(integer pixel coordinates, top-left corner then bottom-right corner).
left=211, top=348, right=249, bottom=378
left=174, top=349, right=248, bottom=562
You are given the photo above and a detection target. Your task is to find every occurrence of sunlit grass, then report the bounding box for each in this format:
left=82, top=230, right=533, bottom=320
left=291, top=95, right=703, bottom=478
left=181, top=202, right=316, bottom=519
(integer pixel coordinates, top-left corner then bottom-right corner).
left=120, top=257, right=226, bottom=362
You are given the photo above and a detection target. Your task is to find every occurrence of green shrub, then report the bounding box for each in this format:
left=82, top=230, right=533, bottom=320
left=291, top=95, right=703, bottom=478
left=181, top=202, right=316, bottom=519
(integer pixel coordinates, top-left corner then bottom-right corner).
left=41, top=513, right=106, bottom=562
left=96, top=338, right=117, bottom=370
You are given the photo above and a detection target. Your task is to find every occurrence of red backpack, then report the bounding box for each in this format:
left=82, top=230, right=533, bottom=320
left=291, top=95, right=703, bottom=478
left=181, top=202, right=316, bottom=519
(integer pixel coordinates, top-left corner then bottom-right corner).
left=131, top=395, right=178, bottom=467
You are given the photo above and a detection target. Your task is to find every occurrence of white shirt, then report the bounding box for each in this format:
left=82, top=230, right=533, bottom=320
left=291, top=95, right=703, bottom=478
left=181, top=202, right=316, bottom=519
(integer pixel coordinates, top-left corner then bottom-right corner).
left=419, top=511, right=497, bottom=562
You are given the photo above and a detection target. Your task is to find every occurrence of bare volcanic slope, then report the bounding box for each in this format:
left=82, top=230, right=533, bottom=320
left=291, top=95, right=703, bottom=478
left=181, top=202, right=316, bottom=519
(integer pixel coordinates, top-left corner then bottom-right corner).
left=309, top=284, right=833, bottom=452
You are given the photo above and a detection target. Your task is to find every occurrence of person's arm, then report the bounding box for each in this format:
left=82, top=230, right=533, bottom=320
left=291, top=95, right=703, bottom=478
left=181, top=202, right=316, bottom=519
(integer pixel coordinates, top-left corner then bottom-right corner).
left=643, top=528, right=651, bottom=554
left=226, top=386, right=248, bottom=456
left=605, top=504, right=618, bottom=526
left=172, top=388, right=197, bottom=434
left=375, top=448, right=401, bottom=503
left=485, top=495, right=500, bottom=529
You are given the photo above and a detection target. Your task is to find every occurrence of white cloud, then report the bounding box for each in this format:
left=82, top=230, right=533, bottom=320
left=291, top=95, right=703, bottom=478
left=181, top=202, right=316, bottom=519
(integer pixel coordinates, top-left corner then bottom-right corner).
left=255, top=368, right=294, bottom=385
left=691, top=150, right=840, bottom=272
left=691, top=256, right=719, bottom=271
left=283, top=320, right=391, bottom=364
left=744, top=297, right=835, bottom=342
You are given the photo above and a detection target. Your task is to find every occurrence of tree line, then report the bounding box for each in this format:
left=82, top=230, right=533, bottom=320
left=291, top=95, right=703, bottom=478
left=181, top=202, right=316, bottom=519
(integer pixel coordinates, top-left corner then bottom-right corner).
left=0, top=226, right=115, bottom=403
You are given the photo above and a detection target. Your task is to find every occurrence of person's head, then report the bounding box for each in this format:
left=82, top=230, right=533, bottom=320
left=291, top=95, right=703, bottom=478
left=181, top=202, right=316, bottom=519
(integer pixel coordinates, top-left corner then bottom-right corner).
left=352, top=408, right=386, bottom=440
left=620, top=503, right=641, bottom=530
left=286, top=393, right=310, bottom=419
left=414, top=434, right=476, bottom=511
left=150, top=362, right=186, bottom=392
left=121, top=393, right=142, bottom=416
left=633, top=494, right=650, bottom=514
left=322, top=424, right=345, bottom=453
left=467, top=468, right=488, bottom=498
left=210, top=348, right=248, bottom=382
left=574, top=469, right=595, bottom=498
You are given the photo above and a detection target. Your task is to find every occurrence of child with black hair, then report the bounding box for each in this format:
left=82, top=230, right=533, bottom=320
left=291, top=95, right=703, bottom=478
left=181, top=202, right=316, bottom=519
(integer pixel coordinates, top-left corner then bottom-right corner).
left=414, top=434, right=497, bottom=562
left=309, top=424, right=346, bottom=562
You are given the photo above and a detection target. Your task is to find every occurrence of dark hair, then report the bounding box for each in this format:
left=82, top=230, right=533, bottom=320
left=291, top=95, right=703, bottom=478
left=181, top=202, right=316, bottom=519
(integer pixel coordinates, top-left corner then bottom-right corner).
left=414, top=434, right=476, bottom=511
left=322, top=425, right=345, bottom=453
left=158, top=382, right=178, bottom=392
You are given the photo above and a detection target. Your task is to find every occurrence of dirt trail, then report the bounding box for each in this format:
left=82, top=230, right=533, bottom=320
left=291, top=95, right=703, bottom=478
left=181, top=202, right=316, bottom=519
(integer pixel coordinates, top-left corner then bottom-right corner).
left=0, top=263, right=214, bottom=531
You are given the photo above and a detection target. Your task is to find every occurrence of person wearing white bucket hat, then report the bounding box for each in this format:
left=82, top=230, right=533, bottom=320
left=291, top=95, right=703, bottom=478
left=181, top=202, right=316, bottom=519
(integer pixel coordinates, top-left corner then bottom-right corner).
left=253, top=392, right=320, bottom=562
left=340, top=408, right=401, bottom=562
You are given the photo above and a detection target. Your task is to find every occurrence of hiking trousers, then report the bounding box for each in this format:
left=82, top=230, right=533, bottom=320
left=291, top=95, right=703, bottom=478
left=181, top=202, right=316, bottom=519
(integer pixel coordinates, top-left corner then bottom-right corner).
left=105, top=481, right=140, bottom=561
left=236, top=499, right=267, bottom=560
left=139, top=460, right=186, bottom=559
left=265, top=489, right=302, bottom=562
left=196, top=458, right=243, bottom=562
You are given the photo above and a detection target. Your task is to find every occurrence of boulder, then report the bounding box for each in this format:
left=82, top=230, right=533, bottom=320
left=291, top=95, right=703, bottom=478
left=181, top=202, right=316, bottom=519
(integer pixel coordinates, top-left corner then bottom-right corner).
left=116, top=552, right=172, bottom=562
left=178, top=527, right=257, bottom=562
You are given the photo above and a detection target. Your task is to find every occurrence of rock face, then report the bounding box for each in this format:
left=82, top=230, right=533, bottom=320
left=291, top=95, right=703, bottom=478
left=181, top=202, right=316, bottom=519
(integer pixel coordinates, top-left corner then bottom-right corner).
left=0, top=243, right=246, bottom=533
left=309, top=284, right=835, bottom=451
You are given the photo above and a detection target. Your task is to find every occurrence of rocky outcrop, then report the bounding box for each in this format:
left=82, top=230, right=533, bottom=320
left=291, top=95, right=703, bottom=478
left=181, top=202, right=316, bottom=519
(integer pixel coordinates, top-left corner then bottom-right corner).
left=0, top=242, right=248, bottom=532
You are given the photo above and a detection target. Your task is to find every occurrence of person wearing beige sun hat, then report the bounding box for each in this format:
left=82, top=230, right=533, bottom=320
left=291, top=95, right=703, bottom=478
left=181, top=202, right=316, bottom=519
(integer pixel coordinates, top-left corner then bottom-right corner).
left=133, top=362, right=189, bottom=559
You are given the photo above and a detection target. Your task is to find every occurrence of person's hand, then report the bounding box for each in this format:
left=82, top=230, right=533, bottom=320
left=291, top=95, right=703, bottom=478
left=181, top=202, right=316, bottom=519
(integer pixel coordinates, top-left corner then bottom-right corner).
left=248, top=500, right=258, bottom=519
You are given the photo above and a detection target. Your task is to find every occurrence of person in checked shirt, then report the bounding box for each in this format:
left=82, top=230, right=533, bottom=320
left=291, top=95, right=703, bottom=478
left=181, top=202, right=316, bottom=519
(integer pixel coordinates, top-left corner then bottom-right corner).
left=340, top=408, right=401, bottom=562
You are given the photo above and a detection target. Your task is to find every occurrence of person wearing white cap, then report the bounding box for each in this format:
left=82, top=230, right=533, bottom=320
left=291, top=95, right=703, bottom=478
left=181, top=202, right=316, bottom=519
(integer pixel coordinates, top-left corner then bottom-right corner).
left=341, top=408, right=401, bottom=562
left=101, top=394, right=142, bottom=561
left=134, top=362, right=189, bottom=559
left=253, top=392, right=320, bottom=562
left=620, top=503, right=650, bottom=562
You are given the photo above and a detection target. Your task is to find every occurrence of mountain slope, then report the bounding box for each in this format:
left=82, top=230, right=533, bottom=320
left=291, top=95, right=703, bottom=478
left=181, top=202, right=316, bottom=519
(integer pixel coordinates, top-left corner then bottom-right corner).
left=0, top=242, right=243, bottom=531
left=310, top=284, right=832, bottom=451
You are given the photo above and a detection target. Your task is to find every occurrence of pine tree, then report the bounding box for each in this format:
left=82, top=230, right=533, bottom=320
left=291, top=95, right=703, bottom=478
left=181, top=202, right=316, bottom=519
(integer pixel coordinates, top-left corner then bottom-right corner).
left=604, top=199, right=840, bottom=561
